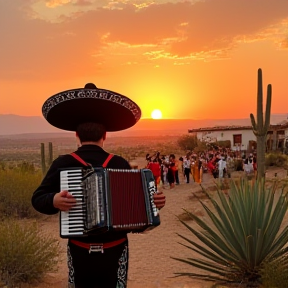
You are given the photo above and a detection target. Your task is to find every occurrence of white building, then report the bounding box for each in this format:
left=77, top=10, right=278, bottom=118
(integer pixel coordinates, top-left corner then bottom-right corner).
left=188, top=120, right=288, bottom=153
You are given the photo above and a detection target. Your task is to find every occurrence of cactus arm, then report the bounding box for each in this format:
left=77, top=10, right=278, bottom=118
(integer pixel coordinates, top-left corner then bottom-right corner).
left=257, top=68, right=264, bottom=130
left=250, top=113, right=257, bottom=129
left=263, top=84, right=272, bottom=132
left=250, top=113, right=258, bottom=135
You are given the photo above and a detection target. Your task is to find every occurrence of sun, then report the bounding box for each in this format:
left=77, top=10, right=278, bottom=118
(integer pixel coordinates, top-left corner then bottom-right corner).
left=151, top=109, right=162, bottom=119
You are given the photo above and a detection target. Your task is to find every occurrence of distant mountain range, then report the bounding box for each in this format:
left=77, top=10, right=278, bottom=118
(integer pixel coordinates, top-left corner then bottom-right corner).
left=0, top=114, right=287, bottom=138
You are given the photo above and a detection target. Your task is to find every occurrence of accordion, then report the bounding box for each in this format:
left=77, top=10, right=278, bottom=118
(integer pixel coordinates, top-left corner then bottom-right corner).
left=60, top=167, right=160, bottom=238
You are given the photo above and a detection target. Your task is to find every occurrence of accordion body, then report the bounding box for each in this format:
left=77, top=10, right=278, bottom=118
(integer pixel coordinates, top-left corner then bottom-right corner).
left=60, top=167, right=160, bottom=238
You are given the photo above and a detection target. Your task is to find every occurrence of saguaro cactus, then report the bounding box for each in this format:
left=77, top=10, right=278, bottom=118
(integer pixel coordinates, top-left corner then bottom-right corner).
left=40, top=142, right=54, bottom=176
left=250, top=68, right=272, bottom=179
left=48, top=142, right=53, bottom=167
left=40, top=143, right=46, bottom=175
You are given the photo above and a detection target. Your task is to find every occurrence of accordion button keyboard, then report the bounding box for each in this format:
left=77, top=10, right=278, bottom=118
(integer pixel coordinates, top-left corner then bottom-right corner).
left=60, top=169, right=85, bottom=237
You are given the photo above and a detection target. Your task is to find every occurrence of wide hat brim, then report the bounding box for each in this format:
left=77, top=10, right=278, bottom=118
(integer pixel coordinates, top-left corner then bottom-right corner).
left=42, top=85, right=141, bottom=132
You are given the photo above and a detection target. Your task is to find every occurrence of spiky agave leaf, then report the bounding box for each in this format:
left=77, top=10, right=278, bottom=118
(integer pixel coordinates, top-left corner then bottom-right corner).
left=172, top=178, right=288, bottom=286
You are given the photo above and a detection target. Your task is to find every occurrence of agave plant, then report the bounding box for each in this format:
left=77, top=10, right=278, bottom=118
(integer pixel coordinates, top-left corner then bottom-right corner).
left=172, top=179, right=288, bottom=287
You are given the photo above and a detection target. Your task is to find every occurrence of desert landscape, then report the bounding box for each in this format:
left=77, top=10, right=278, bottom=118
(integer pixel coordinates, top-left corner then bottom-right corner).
left=1, top=134, right=288, bottom=288
left=0, top=134, right=182, bottom=170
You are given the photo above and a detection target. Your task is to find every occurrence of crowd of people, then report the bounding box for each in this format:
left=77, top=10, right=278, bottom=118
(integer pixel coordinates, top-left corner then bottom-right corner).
left=145, top=147, right=258, bottom=188
left=146, top=152, right=179, bottom=189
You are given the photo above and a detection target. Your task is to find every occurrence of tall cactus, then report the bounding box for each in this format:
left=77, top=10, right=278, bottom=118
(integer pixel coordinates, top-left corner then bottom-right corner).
left=48, top=142, right=53, bottom=167
left=250, top=68, right=272, bottom=179
left=40, top=143, right=46, bottom=175
left=40, top=142, right=54, bottom=176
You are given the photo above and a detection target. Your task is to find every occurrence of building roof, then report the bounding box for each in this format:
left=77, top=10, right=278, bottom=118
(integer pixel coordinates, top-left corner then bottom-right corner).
left=188, top=125, right=252, bottom=133
left=188, top=121, right=288, bottom=133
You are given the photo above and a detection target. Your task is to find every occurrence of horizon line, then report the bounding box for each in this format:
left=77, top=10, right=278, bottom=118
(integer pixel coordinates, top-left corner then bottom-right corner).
left=0, top=113, right=287, bottom=121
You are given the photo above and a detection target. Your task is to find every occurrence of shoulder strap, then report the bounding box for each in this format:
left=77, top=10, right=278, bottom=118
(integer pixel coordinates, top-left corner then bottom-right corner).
left=70, top=152, right=89, bottom=166
left=102, top=154, right=114, bottom=168
left=70, top=152, right=114, bottom=168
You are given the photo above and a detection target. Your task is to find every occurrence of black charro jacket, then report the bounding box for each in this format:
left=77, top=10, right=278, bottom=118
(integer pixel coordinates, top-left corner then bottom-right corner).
left=32, top=144, right=131, bottom=243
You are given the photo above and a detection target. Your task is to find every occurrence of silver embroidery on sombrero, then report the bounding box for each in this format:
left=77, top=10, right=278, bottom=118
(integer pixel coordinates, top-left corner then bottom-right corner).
left=116, top=244, right=128, bottom=288
left=42, top=89, right=141, bottom=121
left=67, top=244, right=75, bottom=285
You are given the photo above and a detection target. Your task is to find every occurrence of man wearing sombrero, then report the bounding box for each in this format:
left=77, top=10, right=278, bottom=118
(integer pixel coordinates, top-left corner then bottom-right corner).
left=31, top=83, right=166, bottom=288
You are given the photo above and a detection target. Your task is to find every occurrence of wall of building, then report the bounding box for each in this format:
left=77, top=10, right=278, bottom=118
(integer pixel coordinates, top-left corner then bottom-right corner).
left=196, top=129, right=256, bottom=151
left=285, top=128, right=288, bottom=152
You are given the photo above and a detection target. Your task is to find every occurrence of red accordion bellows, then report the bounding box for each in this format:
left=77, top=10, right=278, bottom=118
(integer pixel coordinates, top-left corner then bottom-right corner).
left=109, top=171, right=148, bottom=227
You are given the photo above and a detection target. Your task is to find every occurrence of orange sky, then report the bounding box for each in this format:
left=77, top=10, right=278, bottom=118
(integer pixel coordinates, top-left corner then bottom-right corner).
left=0, top=0, right=287, bottom=120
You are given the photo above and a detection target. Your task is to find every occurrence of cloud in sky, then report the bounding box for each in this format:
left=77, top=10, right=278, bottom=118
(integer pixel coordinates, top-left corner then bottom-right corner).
left=1, top=0, right=288, bottom=81
left=0, top=0, right=287, bottom=119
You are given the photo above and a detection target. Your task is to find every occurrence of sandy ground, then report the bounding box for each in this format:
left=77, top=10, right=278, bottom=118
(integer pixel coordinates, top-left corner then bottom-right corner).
left=32, top=165, right=288, bottom=288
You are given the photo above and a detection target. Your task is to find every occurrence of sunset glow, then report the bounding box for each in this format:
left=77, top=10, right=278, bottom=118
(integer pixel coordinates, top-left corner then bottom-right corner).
left=151, top=109, right=162, bottom=119
left=0, top=1, right=287, bottom=121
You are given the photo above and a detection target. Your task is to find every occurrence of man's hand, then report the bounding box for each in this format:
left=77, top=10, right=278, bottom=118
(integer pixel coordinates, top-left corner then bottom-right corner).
left=53, top=190, right=77, bottom=211
left=153, top=191, right=166, bottom=210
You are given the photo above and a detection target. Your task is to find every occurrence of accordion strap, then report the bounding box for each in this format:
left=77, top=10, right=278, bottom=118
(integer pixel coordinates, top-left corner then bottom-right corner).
left=70, top=152, right=89, bottom=166
left=70, top=152, right=114, bottom=167
left=102, top=154, right=114, bottom=168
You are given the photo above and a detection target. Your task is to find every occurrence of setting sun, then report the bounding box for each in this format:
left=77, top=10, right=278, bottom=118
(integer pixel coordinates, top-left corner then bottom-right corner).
left=151, top=109, right=162, bottom=119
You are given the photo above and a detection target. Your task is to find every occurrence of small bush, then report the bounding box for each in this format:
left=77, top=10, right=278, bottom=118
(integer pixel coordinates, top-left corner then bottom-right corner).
left=260, top=255, right=288, bottom=288
left=0, top=219, right=60, bottom=287
left=265, top=152, right=288, bottom=168
left=0, top=161, right=6, bottom=170
left=17, top=161, right=36, bottom=173
left=177, top=134, right=199, bottom=151
left=0, top=169, right=42, bottom=218
left=216, top=140, right=231, bottom=148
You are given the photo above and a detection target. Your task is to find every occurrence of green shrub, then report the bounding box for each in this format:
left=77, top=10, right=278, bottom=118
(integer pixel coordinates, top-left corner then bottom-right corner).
left=177, top=134, right=199, bottom=151
left=0, top=169, right=42, bottom=218
left=265, top=152, right=288, bottom=168
left=17, top=160, right=36, bottom=173
left=216, top=140, right=231, bottom=148
left=0, top=161, right=6, bottom=170
left=260, top=255, right=288, bottom=288
left=176, top=134, right=207, bottom=154
left=0, top=219, right=60, bottom=287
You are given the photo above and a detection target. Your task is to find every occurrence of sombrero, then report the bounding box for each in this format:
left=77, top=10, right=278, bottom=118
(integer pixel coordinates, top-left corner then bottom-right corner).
left=42, top=83, right=141, bottom=132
